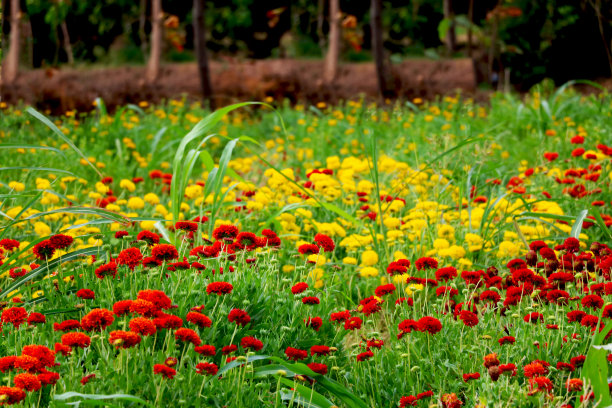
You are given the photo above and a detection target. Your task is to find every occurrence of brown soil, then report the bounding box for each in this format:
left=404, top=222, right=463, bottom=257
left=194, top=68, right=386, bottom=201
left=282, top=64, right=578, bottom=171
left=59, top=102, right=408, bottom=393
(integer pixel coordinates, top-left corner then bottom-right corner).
left=1, top=58, right=479, bottom=113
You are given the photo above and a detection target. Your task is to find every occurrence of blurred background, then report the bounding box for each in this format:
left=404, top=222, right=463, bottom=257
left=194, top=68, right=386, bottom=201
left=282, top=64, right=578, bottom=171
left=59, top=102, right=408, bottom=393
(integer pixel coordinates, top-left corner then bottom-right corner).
left=1, top=0, right=611, bottom=111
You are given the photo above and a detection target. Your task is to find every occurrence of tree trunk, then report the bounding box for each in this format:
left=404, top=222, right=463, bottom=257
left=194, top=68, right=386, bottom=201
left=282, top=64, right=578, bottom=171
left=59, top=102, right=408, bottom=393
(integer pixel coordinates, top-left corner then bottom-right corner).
left=60, top=21, right=74, bottom=65
left=193, top=0, right=215, bottom=110
left=3, top=0, right=21, bottom=83
left=323, top=0, right=340, bottom=83
left=371, top=0, right=394, bottom=99
left=146, top=0, right=162, bottom=83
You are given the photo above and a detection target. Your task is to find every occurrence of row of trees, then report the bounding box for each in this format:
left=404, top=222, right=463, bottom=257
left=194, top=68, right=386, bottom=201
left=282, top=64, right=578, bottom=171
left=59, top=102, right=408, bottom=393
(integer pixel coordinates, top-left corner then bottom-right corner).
left=2, top=0, right=612, bottom=93
left=1, top=0, right=397, bottom=103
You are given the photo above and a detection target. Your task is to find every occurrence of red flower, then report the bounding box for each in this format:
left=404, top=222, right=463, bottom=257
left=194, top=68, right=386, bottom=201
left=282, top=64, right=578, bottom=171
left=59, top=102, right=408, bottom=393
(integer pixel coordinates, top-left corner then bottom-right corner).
left=108, top=330, right=141, bottom=348
left=76, top=289, right=95, bottom=300
left=151, top=244, right=179, bottom=261
left=415, top=257, right=438, bottom=270
left=153, top=364, right=176, bottom=379
left=302, top=296, right=320, bottom=305
left=175, top=328, right=201, bottom=346
left=37, top=371, right=60, bottom=386
left=435, top=266, right=458, bottom=281
left=261, top=229, right=281, bottom=247
left=206, top=281, right=233, bottom=295
left=1, top=307, right=28, bottom=328
left=21, top=345, right=55, bottom=368
left=398, top=319, right=419, bottom=336
left=523, top=362, right=547, bottom=378
left=543, top=152, right=558, bottom=162
left=195, top=362, right=218, bottom=376
left=0, top=239, right=20, bottom=251
left=117, top=247, right=143, bottom=270
left=310, top=345, right=330, bottom=356
left=112, top=300, right=133, bottom=316
left=0, top=386, right=26, bottom=405
left=212, top=225, right=239, bottom=241
left=61, top=332, right=91, bottom=348
left=374, top=284, right=396, bottom=297
left=234, top=232, right=258, bottom=250
left=566, top=378, right=583, bottom=392
left=386, top=261, right=408, bottom=276
left=54, top=343, right=72, bottom=357
left=459, top=310, right=479, bottom=327
left=27, top=312, right=46, bottom=325
left=314, top=233, right=335, bottom=252
left=344, top=316, right=362, bottom=330
left=0, top=357, right=17, bottom=374
left=115, top=231, right=129, bottom=239
left=153, top=314, right=183, bottom=330
left=567, top=310, right=587, bottom=323
left=94, top=262, right=117, bottom=279
left=285, top=347, right=308, bottom=361
left=241, top=336, right=263, bottom=351
left=14, top=373, right=42, bottom=391
left=194, top=345, right=216, bottom=356
left=298, top=244, right=319, bottom=255
left=137, top=231, right=160, bottom=245
left=329, top=310, right=350, bottom=323
left=523, top=312, right=543, bottom=323
left=175, top=221, right=198, bottom=232
left=32, top=240, right=55, bottom=260
left=356, top=350, right=374, bottom=361
left=498, top=336, right=515, bottom=345
left=399, top=396, right=418, bottom=407
left=463, top=372, right=480, bottom=382
left=291, top=282, right=308, bottom=294
left=528, top=376, right=553, bottom=394
left=570, top=135, right=585, bottom=144
left=441, top=393, right=463, bottom=408
left=137, top=290, right=172, bottom=311
left=128, top=317, right=157, bottom=336
left=80, top=373, right=96, bottom=385
left=186, top=312, right=212, bottom=328
left=222, top=345, right=238, bottom=355
left=581, top=294, right=604, bottom=309
left=417, top=316, right=442, bottom=335
left=307, top=362, right=327, bottom=375
left=81, top=309, right=115, bottom=332
left=49, top=234, right=73, bottom=249
left=228, top=309, right=251, bottom=327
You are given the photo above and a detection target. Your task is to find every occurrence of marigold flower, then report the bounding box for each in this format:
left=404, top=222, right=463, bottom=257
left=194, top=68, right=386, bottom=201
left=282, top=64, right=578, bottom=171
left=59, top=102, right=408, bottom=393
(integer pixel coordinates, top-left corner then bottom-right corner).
left=285, top=347, right=308, bottom=361
left=137, top=230, right=160, bottom=245
left=463, top=372, right=480, bottom=382
left=1, top=307, right=28, bottom=328
left=128, top=317, right=157, bottom=336
left=137, top=290, right=172, bottom=311
left=49, top=234, right=73, bottom=249
left=298, top=244, right=320, bottom=255
left=186, top=312, right=212, bottom=328
left=108, top=330, right=141, bottom=348
left=21, top=345, right=55, bottom=368
left=310, top=345, right=330, bottom=356
left=76, top=289, right=95, bottom=300
left=228, top=309, right=250, bottom=326
left=314, top=233, right=335, bottom=252
left=194, top=345, right=216, bottom=356
left=80, top=373, right=96, bottom=385
left=241, top=336, right=263, bottom=351
left=415, top=257, right=438, bottom=270
left=291, top=282, right=308, bottom=294
left=417, top=316, right=442, bottom=335
left=212, top=225, right=239, bottom=241
left=32, top=240, right=55, bottom=260
left=174, top=327, right=201, bottom=346
left=307, top=362, right=327, bottom=375
left=566, top=378, right=583, bottom=392
left=117, top=247, right=143, bottom=270
left=356, top=350, right=374, bottom=361
left=151, top=244, right=179, bottom=261
left=81, top=308, right=115, bottom=332
left=153, top=364, right=176, bottom=379
left=61, top=332, right=91, bottom=348
left=195, top=362, right=218, bottom=376
left=344, top=316, right=362, bottom=330
left=95, top=262, right=117, bottom=279
left=0, top=386, right=26, bottom=404
left=206, top=281, right=233, bottom=295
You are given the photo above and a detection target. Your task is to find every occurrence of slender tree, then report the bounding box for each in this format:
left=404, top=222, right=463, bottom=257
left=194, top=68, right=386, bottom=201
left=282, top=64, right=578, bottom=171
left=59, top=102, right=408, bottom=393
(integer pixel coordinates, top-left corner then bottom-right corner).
left=323, top=0, right=340, bottom=83
left=370, top=0, right=394, bottom=99
left=193, top=0, right=215, bottom=109
left=146, top=0, right=162, bottom=83
left=3, top=0, right=21, bottom=83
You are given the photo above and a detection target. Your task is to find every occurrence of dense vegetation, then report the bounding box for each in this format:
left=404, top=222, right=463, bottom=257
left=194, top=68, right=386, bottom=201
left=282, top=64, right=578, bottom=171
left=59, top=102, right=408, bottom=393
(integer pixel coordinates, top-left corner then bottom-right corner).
left=0, top=87, right=611, bottom=407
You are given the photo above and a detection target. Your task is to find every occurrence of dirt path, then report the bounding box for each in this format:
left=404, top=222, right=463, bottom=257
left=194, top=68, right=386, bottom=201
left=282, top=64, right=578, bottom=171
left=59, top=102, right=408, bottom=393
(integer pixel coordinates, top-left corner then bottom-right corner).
left=1, top=58, right=479, bottom=113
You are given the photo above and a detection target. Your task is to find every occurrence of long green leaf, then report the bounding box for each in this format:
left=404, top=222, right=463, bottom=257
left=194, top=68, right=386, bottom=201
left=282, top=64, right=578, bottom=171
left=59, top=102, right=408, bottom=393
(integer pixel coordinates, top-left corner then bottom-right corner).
left=54, top=392, right=152, bottom=407
left=582, top=322, right=612, bottom=407
left=0, top=246, right=102, bottom=298
left=26, top=107, right=103, bottom=178
left=570, top=209, right=588, bottom=238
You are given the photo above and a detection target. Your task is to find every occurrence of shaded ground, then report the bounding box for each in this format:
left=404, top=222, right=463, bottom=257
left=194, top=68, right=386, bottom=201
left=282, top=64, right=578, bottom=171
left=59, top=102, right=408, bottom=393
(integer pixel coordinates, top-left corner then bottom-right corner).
left=1, top=58, right=481, bottom=113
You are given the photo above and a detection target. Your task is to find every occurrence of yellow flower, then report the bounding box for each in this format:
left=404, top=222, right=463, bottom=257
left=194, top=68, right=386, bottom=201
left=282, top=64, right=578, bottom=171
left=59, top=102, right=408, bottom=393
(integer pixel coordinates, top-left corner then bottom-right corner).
left=282, top=265, right=295, bottom=273
left=144, top=193, right=160, bottom=205
left=127, top=197, right=145, bottom=210
left=343, top=257, right=358, bottom=265
left=361, top=250, right=379, bottom=266
left=119, top=179, right=136, bottom=192
left=8, top=181, right=25, bottom=192
left=35, top=178, right=51, bottom=190
left=34, top=221, right=51, bottom=237
left=359, top=267, right=379, bottom=278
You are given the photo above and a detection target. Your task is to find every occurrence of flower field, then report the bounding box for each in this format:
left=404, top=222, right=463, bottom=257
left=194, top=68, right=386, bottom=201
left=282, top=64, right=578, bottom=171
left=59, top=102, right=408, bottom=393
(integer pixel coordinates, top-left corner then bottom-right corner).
left=1, top=88, right=612, bottom=407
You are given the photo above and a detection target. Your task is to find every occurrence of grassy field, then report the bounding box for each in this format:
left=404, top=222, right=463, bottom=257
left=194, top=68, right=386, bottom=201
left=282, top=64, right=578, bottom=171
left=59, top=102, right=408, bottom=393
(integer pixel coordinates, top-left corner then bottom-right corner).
left=0, top=87, right=611, bottom=407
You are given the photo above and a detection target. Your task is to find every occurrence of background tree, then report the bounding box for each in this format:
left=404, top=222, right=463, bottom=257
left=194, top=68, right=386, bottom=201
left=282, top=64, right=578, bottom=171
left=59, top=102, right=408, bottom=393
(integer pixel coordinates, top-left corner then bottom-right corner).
left=323, top=0, right=340, bottom=83
left=3, top=0, right=21, bottom=83
left=370, top=0, right=394, bottom=99
left=145, top=0, right=162, bottom=82
left=193, top=0, right=214, bottom=109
